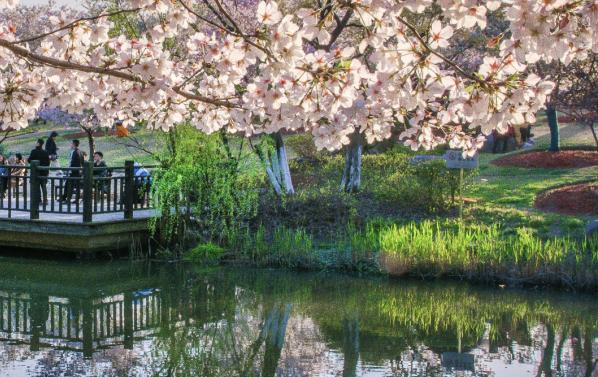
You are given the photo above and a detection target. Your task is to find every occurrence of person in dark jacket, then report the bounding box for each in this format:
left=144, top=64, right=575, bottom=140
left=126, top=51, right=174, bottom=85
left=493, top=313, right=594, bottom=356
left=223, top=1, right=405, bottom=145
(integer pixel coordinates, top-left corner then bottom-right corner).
left=28, top=139, right=51, bottom=205
left=93, top=151, right=109, bottom=195
left=0, top=154, right=8, bottom=199
left=45, top=131, right=58, bottom=162
left=60, top=139, right=84, bottom=202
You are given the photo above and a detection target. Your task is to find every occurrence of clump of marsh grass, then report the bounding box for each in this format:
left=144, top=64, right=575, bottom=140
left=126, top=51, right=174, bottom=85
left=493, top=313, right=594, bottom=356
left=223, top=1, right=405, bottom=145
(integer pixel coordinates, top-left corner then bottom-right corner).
left=226, top=224, right=317, bottom=269
left=379, top=220, right=598, bottom=288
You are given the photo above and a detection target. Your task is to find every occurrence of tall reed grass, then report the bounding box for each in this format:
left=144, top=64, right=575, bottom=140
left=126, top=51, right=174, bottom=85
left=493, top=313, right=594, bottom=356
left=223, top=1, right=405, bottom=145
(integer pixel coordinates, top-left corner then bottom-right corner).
left=226, top=225, right=316, bottom=268
left=221, top=220, right=598, bottom=288
left=379, top=220, right=598, bottom=288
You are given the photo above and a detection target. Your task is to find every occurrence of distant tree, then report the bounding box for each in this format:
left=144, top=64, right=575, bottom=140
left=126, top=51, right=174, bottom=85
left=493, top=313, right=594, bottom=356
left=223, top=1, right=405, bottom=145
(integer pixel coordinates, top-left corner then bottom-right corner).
left=535, top=54, right=597, bottom=152
left=554, top=54, right=598, bottom=149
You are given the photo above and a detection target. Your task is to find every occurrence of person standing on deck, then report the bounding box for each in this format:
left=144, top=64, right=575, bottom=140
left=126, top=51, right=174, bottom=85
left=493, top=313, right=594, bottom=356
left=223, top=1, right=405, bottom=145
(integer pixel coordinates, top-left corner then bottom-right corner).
left=9, top=153, right=27, bottom=190
left=93, top=152, right=109, bottom=196
left=45, top=131, right=59, bottom=167
left=133, top=163, right=151, bottom=204
left=60, top=139, right=84, bottom=203
left=0, top=154, right=8, bottom=199
left=28, top=139, right=51, bottom=205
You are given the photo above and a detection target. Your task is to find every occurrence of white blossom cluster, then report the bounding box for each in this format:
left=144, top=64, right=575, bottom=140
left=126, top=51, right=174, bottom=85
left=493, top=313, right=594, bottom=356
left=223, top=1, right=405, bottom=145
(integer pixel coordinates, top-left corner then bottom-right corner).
left=0, top=0, right=596, bottom=155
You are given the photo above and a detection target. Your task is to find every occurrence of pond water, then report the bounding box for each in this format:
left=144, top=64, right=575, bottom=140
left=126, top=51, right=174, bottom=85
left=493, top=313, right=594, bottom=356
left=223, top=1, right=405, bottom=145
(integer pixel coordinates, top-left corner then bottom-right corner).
left=0, top=257, right=596, bottom=377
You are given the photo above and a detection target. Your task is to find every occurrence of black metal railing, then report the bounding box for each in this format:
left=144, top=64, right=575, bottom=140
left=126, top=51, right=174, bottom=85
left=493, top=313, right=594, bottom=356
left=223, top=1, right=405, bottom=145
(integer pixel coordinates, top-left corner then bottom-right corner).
left=0, top=160, right=155, bottom=222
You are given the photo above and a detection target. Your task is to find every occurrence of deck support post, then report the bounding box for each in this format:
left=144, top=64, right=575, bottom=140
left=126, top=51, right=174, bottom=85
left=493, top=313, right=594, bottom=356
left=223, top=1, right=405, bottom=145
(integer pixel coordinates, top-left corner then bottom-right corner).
left=30, top=161, right=40, bottom=220
left=83, top=161, right=93, bottom=223
left=124, top=161, right=134, bottom=220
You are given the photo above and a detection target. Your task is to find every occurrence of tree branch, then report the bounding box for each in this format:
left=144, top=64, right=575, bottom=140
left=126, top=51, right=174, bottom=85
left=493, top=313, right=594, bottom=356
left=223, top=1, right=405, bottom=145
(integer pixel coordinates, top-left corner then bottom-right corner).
left=0, top=38, right=239, bottom=108
left=395, top=15, right=487, bottom=87
left=325, top=9, right=354, bottom=50
left=13, top=7, right=142, bottom=45
left=0, top=129, right=14, bottom=145
left=178, top=0, right=273, bottom=60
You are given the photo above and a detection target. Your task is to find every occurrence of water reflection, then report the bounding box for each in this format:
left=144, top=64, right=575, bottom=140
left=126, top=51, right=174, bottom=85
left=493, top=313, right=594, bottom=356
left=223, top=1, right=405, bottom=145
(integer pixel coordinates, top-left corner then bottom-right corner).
left=0, top=258, right=596, bottom=376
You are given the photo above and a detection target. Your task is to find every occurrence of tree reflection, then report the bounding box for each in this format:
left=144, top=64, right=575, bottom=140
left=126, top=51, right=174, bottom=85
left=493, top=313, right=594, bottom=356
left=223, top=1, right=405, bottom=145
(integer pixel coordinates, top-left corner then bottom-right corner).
left=0, top=263, right=597, bottom=376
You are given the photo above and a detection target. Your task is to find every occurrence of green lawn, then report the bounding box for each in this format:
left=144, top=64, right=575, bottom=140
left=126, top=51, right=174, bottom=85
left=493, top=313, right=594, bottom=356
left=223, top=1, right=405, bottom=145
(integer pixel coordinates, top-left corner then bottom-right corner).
left=464, top=149, right=597, bottom=238
left=1, top=121, right=161, bottom=166
left=471, top=153, right=598, bottom=208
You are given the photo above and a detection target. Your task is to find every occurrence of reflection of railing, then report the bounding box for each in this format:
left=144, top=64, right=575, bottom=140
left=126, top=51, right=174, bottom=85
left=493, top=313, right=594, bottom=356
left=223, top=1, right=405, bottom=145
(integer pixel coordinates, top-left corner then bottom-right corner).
left=0, top=160, right=155, bottom=222
left=0, top=289, right=162, bottom=357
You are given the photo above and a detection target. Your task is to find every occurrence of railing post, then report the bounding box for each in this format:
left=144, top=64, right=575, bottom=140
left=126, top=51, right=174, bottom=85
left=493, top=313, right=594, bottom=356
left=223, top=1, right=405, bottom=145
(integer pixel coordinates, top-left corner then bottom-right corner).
left=30, top=160, right=40, bottom=220
left=124, top=291, right=134, bottom=349
left=124, top=160, right=134, bottom=219
left=83, top=161, right=93, bottom=223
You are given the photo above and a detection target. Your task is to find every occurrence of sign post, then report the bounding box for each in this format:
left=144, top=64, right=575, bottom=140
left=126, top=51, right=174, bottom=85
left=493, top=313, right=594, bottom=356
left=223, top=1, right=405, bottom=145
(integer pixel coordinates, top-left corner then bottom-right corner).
left=444, top=150, right=479, bottom=222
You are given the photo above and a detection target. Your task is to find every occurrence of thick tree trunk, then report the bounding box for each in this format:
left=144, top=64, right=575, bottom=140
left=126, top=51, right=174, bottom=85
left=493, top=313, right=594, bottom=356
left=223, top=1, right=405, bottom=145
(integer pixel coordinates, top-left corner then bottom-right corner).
left=546, top=105, right=560, bottom=152
left=273, top=133, right=294, bottom=194
left=83, top=127, right=95, bottom=162
left=264, top=161, right=283, bottom=195
left=340, top=132, right=363, bottom=193
left=254, top=132, right=295, bottom=196
left=588, top=122, right=598, bottom=149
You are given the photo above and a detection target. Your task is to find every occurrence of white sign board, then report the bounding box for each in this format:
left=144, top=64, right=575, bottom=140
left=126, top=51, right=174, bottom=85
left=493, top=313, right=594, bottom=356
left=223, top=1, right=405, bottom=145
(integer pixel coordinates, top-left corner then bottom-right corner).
left=444, top=150, right=479, bottom=169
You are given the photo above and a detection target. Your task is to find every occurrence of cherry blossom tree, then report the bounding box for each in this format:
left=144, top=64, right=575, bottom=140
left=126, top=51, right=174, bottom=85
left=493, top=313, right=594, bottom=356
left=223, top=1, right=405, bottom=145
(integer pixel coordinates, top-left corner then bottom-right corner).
left=0, top=0, right=596, bottom=194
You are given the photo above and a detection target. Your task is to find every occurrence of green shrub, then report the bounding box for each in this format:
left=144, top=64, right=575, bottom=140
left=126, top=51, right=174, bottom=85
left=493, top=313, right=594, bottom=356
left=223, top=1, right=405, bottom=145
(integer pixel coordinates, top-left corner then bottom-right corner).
left=185, top=243, right=225, bottom=265
left=150, top=126, right=263, bottom=252
left=375, top=158, right=477, bottom=213
left=285, top=134, right=328, bottom=162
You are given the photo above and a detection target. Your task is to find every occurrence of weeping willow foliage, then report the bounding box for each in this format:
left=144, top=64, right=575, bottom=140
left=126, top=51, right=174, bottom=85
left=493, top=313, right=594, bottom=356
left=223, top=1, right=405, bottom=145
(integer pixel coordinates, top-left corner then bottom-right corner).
left=150, top=125, right=263, bottom=250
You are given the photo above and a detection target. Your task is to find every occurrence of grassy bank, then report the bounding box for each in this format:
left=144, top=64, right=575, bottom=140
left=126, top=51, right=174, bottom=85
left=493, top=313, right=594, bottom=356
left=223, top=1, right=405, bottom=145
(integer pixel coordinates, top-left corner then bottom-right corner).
left=164, top=126, right=598, bottom=290
left=215, top=219, right=598, bottom=290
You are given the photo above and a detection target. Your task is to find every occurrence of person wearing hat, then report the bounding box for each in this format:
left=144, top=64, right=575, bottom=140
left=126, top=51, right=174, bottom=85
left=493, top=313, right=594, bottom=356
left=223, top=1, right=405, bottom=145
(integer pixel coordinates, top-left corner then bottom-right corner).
left=46, top=131, right=59, bottom=167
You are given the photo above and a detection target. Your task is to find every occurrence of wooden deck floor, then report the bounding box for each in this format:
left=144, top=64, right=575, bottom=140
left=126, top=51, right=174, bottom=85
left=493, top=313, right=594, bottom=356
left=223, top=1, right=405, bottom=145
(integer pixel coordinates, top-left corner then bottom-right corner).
left=0, top=198, right=155, bottom=224
left=0, top=208, right=155, bottom=223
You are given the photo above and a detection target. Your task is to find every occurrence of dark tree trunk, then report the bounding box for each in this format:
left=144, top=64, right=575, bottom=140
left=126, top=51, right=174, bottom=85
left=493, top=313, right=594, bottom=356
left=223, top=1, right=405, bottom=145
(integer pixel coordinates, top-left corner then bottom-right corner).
left=82, top=127, right=95, bottom=162
left=589, top=122, right=598, bottom=149
left=340, top=132, right=363, bottom=193
left=555, top=326, right=568, bottom=373
left=546, top=105, right=560, bottom=152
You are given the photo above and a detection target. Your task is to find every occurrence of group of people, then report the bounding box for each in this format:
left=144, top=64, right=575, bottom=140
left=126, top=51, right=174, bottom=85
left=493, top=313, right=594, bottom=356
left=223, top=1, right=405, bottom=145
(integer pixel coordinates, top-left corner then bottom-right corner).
left=0, top=153, right=26, bottom=199
left=491, top=125, right=534, bottom=154
left=0, top=132, right=111, bottom=204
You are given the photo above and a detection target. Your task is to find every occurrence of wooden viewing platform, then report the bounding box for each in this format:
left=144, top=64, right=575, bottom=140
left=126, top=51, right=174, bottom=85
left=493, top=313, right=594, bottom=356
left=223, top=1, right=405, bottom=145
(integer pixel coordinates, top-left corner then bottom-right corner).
left=0, top=161, right=156, bottom=253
